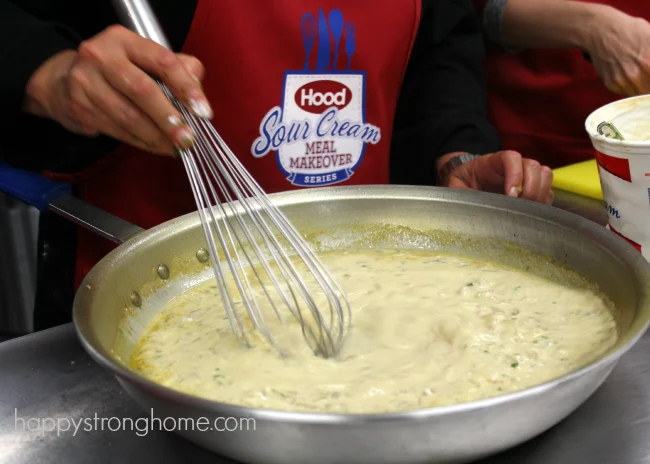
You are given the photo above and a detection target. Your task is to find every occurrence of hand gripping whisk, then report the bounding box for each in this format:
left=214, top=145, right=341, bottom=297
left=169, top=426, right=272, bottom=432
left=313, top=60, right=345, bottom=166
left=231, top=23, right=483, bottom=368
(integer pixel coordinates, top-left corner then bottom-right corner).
left=113, top=0, right=350, bottom=358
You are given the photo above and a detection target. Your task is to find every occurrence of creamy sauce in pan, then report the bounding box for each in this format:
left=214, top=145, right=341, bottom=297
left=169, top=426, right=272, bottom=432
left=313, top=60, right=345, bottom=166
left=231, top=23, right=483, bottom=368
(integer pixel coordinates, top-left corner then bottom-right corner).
left=130, top=249, right=617, bottom=413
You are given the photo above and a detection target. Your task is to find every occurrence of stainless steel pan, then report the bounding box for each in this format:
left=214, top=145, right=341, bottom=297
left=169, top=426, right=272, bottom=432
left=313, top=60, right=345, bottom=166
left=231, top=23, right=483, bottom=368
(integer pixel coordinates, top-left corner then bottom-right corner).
left=1, top=160, right=648, bottom=463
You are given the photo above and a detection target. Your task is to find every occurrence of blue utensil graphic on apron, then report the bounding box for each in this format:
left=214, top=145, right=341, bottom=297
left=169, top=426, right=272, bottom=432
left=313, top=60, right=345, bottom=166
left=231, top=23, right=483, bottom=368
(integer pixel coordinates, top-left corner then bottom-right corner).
left=328, top=10, right=344, bottom=71
left=344, top=22, right=355, bottom=71
left=315, top=9, right=331, bottom=71
left=300, top=13, right=317, bottom=71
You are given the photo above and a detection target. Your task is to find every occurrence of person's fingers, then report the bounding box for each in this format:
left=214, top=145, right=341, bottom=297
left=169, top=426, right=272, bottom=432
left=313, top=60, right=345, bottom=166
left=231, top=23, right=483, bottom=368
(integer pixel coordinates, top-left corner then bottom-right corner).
left=447, top=152, right=552, bottom=204
left=546, top=189, right=555, bottom=206
left=624, top=65, right=645, bottom=96
left=88, top=58, right=194, bottom=150
left=59, top=104, right=99, bottom=136
left=60, top=114, right=99, bottom=137
left=491, top=151, right=524, bottom=197
left=66, top=62, right=175, bottom=153
left=597, top=61, right=630, bottom=96
left=520, top=159, right=542, bottom=201
left=614, top=62, right=641, bottom=96
left=607, top=82, right=627, bottom=96
left=64, top=70, right=102, bottom=136
left=117, top=32, right=212, bottom=118
left=90, top=107, right=165, bottom=153
left=446, top=175, right=472, bottom=190
left=631, top=64, right=650, bottom=95
left=78, top=65, right=179, bottom=154
left=177, top=54, right=205, bottom=84
left=72, top=91, right=169, bottom=154
left=537, top=166, right=554, bottom=204
left=77, top=32, right=198, bottom=150
left=604, top=75, right=627, bottom=96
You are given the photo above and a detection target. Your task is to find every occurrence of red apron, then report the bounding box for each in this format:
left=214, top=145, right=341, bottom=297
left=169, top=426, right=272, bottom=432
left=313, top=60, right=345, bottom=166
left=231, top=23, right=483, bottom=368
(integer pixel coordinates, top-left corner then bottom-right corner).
left=54, top=0, right=420, bottom=289
left=478, top=0, right=649, bottom=168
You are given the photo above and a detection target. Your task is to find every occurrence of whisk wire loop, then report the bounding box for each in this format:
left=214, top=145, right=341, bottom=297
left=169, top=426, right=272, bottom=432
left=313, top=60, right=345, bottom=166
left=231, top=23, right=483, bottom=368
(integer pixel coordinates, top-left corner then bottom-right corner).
left=159, top=83, right=350, bottom=358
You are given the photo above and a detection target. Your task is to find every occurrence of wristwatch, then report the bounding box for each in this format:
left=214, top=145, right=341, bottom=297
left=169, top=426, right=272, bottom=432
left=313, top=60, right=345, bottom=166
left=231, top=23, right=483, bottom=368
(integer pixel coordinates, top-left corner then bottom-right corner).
left=437, top=153, right=482, bottom=185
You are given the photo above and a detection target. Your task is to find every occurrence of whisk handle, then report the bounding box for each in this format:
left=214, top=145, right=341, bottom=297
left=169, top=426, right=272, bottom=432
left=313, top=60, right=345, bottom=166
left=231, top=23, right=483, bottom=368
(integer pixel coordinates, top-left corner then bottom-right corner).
left=110, top=0, right=173, bottom=50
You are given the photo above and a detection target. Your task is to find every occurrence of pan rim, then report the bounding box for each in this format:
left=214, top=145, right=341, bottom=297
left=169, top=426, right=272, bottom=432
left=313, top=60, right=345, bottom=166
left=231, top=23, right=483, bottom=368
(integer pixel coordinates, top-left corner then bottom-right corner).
left=72, top=184, right=650, bottom=423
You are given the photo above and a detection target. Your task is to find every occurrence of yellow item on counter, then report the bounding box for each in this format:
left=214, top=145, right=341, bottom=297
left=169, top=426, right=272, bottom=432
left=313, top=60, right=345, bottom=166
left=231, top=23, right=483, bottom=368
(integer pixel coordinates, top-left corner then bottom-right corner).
left=552, top=159, right=603, bottom=200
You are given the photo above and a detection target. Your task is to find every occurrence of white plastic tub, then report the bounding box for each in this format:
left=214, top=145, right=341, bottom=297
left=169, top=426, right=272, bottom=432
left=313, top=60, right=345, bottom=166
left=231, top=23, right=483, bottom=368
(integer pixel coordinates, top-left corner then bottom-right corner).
left=585, top=95, right=650, bottom=260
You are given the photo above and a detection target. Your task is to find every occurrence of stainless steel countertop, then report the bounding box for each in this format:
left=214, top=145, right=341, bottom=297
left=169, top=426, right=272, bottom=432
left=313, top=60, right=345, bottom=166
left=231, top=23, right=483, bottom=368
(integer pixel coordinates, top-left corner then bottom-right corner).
left=0, top=190, right=646, bottom=464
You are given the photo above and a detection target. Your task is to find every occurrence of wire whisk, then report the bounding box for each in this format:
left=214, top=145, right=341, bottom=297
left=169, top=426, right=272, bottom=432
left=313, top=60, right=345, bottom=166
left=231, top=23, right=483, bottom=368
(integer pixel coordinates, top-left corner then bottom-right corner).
left=160, top=85, right=351, bottom=358
left=112, top=0, right=350, bottom=358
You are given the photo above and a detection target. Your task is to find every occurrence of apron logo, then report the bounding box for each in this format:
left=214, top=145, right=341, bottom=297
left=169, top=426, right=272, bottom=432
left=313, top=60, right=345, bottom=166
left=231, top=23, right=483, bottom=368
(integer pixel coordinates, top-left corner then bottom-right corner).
left=296, top=81, right=352, bottom=113
left=251, top=9, right=381, bottom=187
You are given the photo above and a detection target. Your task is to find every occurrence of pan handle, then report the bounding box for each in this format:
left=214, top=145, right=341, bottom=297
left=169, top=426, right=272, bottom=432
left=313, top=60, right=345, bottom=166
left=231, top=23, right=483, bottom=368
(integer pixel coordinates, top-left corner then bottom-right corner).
left=0, top=161, right=70, bottom=212
left=0, top=161, right=144, bottom=245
